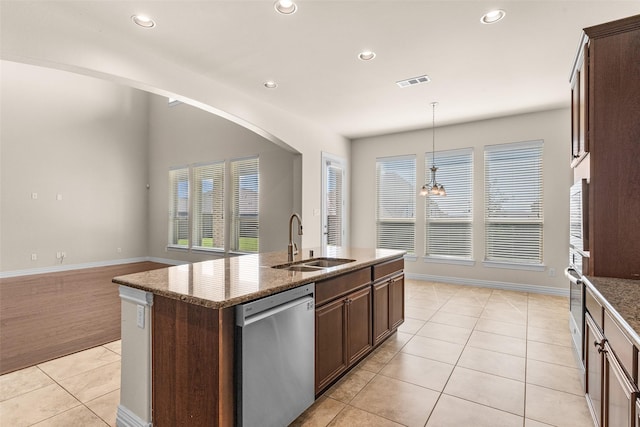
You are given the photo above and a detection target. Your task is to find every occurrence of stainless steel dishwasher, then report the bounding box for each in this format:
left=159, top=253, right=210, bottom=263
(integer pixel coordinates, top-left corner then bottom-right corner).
left=236, top=283, right=315, bottom=427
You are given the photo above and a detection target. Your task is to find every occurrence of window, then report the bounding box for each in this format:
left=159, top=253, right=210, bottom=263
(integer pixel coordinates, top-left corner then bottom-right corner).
left=425, top=148, right=473, bottom=259
left=193, top=162, right=224, bottom=251
left=376, top=155, right=416, bottom=253
left=231, top=157, right=259, bottom=253
left=484, top=140, right=544, bottom=264
left=168, top=156, right=259, bottom=254
left=168, top=167, right=189, bottom=247
left=323, top=156, right=344, bottom=247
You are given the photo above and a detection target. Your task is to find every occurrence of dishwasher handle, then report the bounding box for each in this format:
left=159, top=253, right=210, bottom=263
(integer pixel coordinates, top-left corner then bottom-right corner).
left=564, top=267, right=583, bottom=285
left=240, top=295, right=314, bottom=327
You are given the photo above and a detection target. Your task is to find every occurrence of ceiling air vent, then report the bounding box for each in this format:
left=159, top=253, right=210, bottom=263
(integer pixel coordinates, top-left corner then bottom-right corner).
left=396, top=75, right=431, bottom=88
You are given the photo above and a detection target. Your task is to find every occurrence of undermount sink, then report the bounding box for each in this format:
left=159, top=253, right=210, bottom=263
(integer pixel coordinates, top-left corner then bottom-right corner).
left=272, top=257, right=356, bottom=271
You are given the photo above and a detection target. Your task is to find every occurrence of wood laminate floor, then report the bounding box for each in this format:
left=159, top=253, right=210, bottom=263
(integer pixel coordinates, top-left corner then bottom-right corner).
left=0, top=262, right=168, bottom=375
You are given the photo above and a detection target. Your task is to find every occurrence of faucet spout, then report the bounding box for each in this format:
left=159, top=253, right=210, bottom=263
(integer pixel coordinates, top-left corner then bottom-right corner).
left=288, top=213, right=303, bottom=262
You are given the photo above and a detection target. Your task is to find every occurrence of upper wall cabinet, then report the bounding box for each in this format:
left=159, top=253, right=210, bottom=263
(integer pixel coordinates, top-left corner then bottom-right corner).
left=570, top=14, right=640, bottom=279
left=570, top=36, right=589, bottom=168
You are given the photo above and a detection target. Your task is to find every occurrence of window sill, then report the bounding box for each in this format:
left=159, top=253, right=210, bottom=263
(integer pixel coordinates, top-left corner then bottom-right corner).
left=404, top=254, right=417, bottom=262
left=192, top=247, right=225, bottom=255
left=423, top=256, right=475, bottom=266
left=166, top=245, right=189, bottom=252
left=482, top=261, right=545, bottom=271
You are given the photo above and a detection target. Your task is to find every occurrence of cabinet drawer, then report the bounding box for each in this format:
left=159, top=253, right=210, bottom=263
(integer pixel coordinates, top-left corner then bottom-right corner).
left=372, top=257, right=404, bottom=281
left=604, top=310, right=637, bottom=380
left=315, top=268, right=371, bottom=306
left=586, top=287, right=603, bottom=330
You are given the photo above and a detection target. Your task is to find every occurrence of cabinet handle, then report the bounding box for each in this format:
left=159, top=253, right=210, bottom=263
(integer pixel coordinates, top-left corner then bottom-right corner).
left=597, top=347, right=607, bottom=354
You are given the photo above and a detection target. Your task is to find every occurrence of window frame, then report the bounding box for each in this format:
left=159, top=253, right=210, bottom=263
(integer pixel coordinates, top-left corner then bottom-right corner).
left=375, top=155, right=416, bottom=254
left=167, top=156, right=260, bottom=255
left=483, top=140, right=544, bottom=269
left=423, top=148, right=474, bottom=263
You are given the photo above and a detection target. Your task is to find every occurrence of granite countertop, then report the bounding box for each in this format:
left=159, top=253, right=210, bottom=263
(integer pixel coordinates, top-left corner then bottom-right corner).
left=113, top=247, right=405, bottom=309
left=584, top=275, right=640, bottom=348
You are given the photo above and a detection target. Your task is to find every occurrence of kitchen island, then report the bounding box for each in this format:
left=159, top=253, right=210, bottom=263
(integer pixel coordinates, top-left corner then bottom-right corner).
left=113, top=247, right=405, bottom=427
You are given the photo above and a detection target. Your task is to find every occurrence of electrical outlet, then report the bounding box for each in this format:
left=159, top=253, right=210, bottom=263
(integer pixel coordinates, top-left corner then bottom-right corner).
left=548, top=268, right=556, bottom=277
left=117, top=247, right=122, bottom=253
left=31, top=193, right=38, bottom=200
left=56, top=252, right=61, bottom=259
left=56, top=194, right=63, bottom=201
left=136, top=305, right=145, bottom=328
left=31, top=253, right=37, bottom=261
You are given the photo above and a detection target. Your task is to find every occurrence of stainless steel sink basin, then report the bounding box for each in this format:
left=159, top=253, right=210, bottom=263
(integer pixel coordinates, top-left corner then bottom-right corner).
left=272, top=257, right=356, bottom=271
left=303, top=259, right=355, bottom=268
left=283, top=265, right=324, bottom=272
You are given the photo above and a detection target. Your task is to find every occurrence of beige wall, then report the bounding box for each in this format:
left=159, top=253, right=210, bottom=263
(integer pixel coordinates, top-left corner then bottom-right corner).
left=146, top=95, right=301, bottom=263
left=351, top=109, right=572, bottom=292
left=0, top=61, right=301, bottom=272
left=0, top=61, right=150, bottom=272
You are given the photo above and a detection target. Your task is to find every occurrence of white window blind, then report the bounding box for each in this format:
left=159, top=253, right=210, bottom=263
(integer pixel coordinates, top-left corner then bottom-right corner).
left=484, top=140, right=544, bottom=264
left=326, top=162, right=343, bottom=246
left=193, top=162, right=225, bottom=251
left=425, top=148, right=473, bottom=259
left=168, top=167, right=190, bottom=247
left=231, top=157, right=259, bottom=253
left=376, top=155, right=416, bottom=253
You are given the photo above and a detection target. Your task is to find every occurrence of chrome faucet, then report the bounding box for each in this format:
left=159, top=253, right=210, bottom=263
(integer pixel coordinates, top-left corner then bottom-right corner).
left=288, top=213, right=303, bottom=262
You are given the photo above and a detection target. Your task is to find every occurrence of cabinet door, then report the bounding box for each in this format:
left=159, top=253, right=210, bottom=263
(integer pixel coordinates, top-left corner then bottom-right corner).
left=372, top=280, right=390, bottom=346
left=586, top=314, right=605, bottom=427
left=635, top=399, right=639, bottom=427
left=604, top=343, right=638, bottom=427
left=315, top=298, right=347, bottom=394
left=346, top=286, right=373, bottom=365
left=389, top=274, right=405, bottom=331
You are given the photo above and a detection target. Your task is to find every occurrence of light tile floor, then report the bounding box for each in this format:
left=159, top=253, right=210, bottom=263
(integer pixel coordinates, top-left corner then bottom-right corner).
left=0, top=280, right=593, bottom=427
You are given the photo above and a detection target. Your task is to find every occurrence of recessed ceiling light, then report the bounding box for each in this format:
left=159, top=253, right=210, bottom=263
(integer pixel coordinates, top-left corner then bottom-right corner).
left=480, top=9, right=506, bottom=24
left=358, top=50, right=376, bottom=61
left=264, top=81, right=278, bottom=89
left=274, top=0, right=297, bottom=15
left=132, top=14, right=156, bottom=28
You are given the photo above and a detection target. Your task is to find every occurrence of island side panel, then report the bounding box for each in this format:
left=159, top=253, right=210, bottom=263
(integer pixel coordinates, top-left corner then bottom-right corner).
left=152, top=295, right=235, bottom=427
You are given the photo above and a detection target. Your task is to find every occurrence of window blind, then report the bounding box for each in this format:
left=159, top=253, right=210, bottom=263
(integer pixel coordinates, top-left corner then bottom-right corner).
left=193, top=162, right=225, bottom=251
left=168, top=167, right=190, bottom=247
left=326, top=162, right=343, bottom=246
left=376, top=155, right=416, bottom=253
left=425, top=148, right=473, bottom=259
left=231, top=157, right=259, bottom=253
left=484, top=140, right=544, bottom=264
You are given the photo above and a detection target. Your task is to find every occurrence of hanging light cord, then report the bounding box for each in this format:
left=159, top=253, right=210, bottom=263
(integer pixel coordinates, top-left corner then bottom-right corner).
left=431, top=102, right=437, bottom=167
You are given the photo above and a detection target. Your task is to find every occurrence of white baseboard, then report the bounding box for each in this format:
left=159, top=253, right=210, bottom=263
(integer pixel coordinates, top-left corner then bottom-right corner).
left=116, top=405, right=152, bottom=427
left=405, top=272, right=569, bottom=297
left=0, top=257, right=188, bottom=278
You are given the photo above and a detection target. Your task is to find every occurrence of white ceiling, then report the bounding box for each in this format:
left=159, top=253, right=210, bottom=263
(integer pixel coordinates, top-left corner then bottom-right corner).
left=2, top=1, right=639, bottom=139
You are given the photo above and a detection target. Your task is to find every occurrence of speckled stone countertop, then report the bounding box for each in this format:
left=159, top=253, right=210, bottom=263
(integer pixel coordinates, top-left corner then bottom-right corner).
left=113, top=247, right=405, bottom=309
left=584, top=275, right=640, bottom=348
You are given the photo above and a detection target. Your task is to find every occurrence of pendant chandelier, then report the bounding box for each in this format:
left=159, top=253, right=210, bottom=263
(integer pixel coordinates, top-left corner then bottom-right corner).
left=420, top=102, right=446, bottom=197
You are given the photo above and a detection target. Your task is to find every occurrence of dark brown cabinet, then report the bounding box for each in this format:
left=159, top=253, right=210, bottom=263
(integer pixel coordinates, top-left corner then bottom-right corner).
left=570, top=42, right=589, bottom=167
left=586, top=313, right=605, bottom=427
left=635, top=399, right=639, bottom=427
left=315, top=257, right=404, bottom=395
left=570, top=14, right=640, bottom=279
left=583, top=284, right=640, bottom=427
left=604, top=342, right=638, bottom=427
left=314, top=267, right=372, bottom=394
left=373, top=273, right=404, bottom=346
